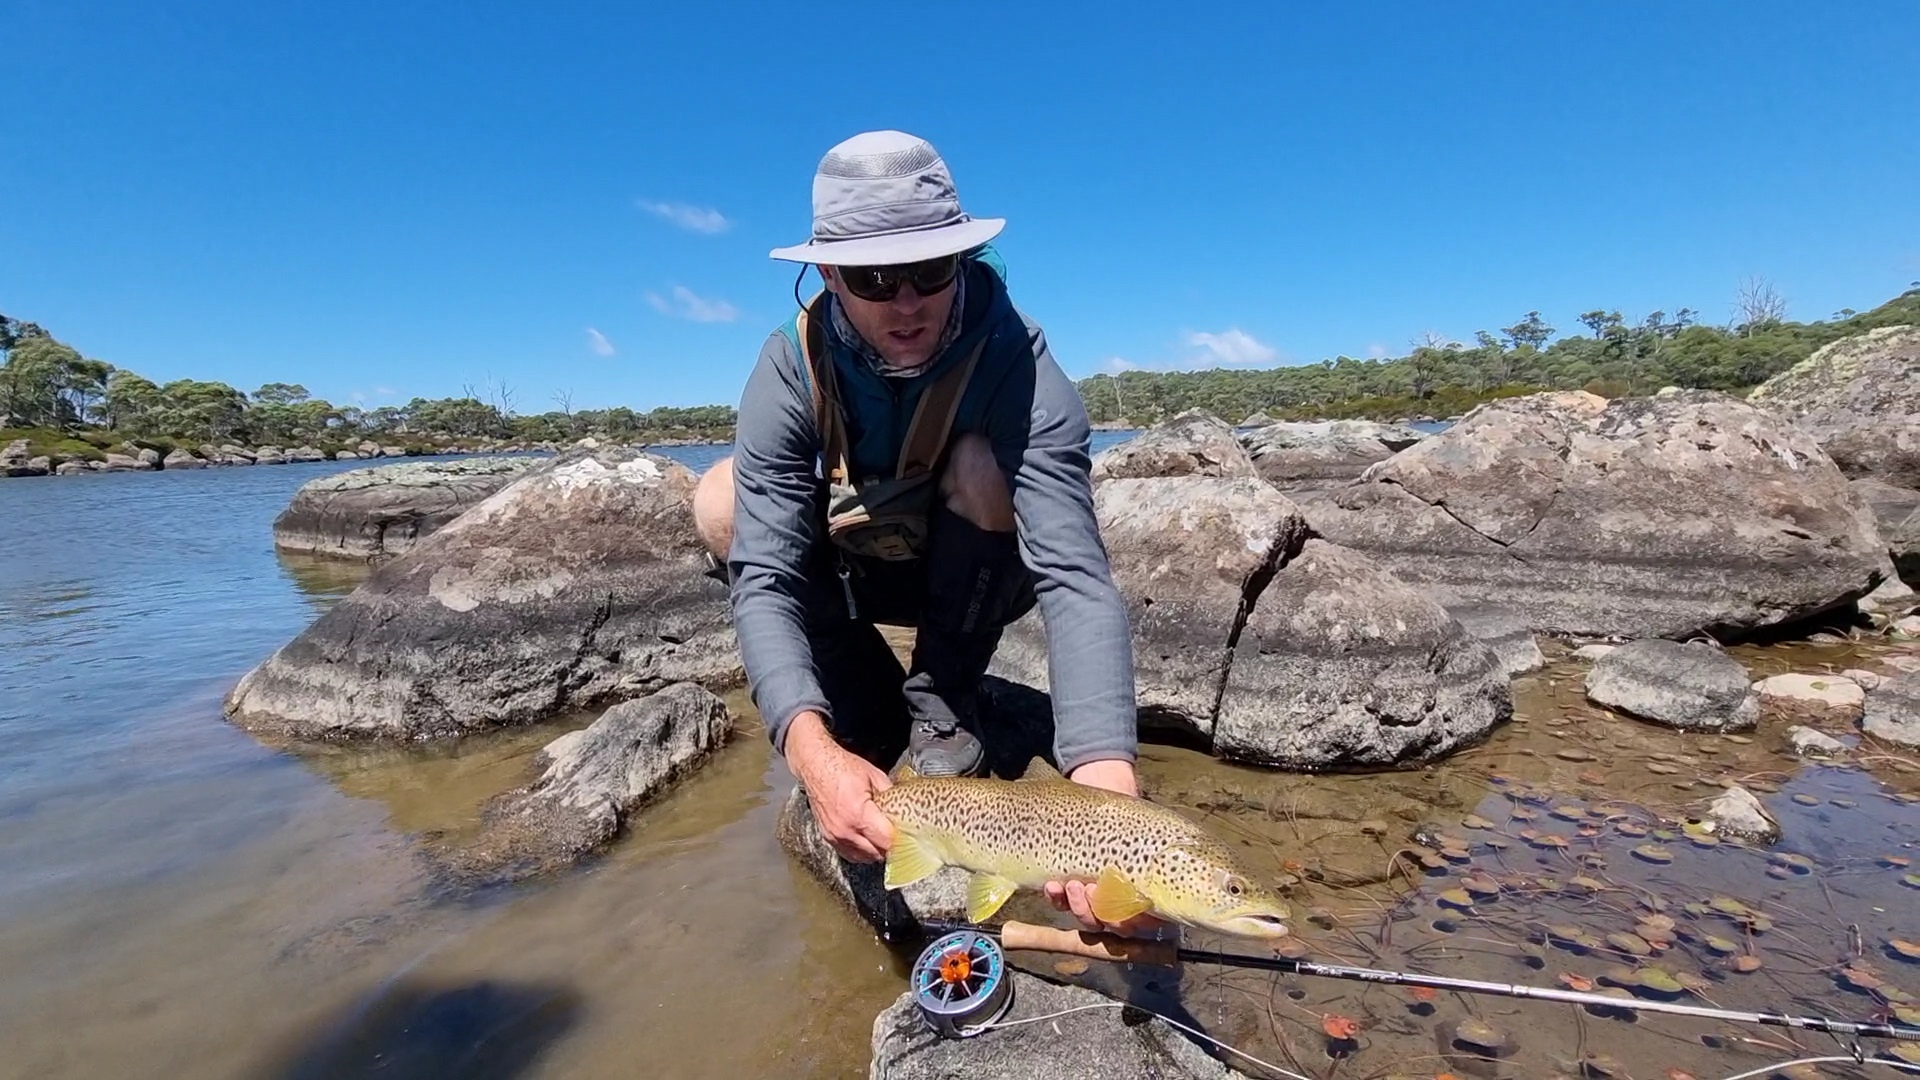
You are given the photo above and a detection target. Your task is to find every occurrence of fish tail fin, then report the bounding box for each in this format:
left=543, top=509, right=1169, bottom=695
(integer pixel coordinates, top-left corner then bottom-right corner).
left=883, top=829, right=942, bottom=890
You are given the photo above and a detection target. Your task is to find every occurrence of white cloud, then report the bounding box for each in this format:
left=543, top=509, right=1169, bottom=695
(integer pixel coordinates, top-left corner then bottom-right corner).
left=1366, top=343, right=1388, bottom=359
left=636, top=199, right=731, bottom=234
left=585, top=327, right=616, bottom=356
left=1184, top=328, right=1278, bottom=367
left=646, top=285, right=740, bottom=324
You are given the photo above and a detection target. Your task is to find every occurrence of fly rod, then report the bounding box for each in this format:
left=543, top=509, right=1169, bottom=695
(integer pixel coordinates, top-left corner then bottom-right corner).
left=920, top=920, right=1920, bottom=1044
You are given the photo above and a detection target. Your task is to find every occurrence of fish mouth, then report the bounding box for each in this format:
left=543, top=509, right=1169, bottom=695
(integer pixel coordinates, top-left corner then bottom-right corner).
left=1218, top=912, right=1292, bottom=939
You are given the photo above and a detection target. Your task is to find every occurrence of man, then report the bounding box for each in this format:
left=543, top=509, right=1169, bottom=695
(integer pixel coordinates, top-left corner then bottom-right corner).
left=692, top=130, right=1140, bottom=930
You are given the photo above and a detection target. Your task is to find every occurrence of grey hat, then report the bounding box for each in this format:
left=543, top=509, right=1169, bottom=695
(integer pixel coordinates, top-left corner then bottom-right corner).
left=768, top=130, right=1005, bottom=266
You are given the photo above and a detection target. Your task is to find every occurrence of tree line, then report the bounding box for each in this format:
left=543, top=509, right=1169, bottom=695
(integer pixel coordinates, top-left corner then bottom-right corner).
left=8, top=281, right=1917, bottom=452
left=1075, top=283, right=1920, bottom=425
left=0, top=315, right=735, bottom=450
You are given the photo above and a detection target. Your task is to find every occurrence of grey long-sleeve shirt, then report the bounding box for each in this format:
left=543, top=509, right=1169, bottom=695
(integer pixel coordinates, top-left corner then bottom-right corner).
left=726, top=265, right=1137, bottom=774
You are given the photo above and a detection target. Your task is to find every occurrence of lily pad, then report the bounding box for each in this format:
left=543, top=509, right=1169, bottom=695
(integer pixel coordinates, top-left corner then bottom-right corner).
left=1705, top=936, right=1739, bottom=955
left=1556, top=748, right=1596, bottom=762
left=1645, top=763, right=1680, bottom=775
left=1461, top=814, right=1496, bottom=830
left=1510, top=807, right=1539, bottom=822
left=1636, top=967, right=1686, bottom=994
left=1892, top=939, right=1920, bottom=962
left=1551, top=806, right=1587, bottom=822
left=1453, top=1016, right=1507, bottom=1052
left=1569, top=876, right=1608, bottom=893
left=1440, top=847, right=1472, bottom=863
left=1708, top=896, right=1752, bottom=918
left=1905, top=873, right=1920, bottom=889
left=1616, top=822, right=1649, bottom=838
left=1894, top=1005, right=1920, bottom=1026
left=1461, top=874, right=1501, bottom=898
left=1437, top=889, right=1476, bottom=910
left=1724, top=734, right=1753, bottom=745
left=1688, top=833, right=1722, bottom=849
left=1880, top=856, right=1913, bottom=869
left=1887, top=1043, right=1920, bottom=1066
left=1839, top=967, right=1883, bottom=992
left=1791, top=793, right=1821, bottom=806
left=1633, top=844, right=1675, bottom=864
left=1732, top=955, right=1763, bottom=973
left=1607, top=932, right=1653, bottom=957
left=1533, top=833, right=1571, bottom=849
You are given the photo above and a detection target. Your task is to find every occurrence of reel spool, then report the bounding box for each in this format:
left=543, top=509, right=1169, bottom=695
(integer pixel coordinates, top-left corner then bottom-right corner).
left=911, top=929, right=1013, bottom=1038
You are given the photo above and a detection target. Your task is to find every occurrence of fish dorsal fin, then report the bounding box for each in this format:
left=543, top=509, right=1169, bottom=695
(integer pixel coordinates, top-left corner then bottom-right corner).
left=884, top=830, right=942, bottom=891
left=894, top=762, right=921, bottom=782
left=1017, top=756, right=1064, bottom=782
left=965, top=872, right=1020, bottom=923
left=1089, top=865, right=1153, bottom=925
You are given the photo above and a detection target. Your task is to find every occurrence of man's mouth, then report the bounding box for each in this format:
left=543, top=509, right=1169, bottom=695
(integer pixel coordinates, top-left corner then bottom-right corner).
left=887, top=327, right=927, bottom=343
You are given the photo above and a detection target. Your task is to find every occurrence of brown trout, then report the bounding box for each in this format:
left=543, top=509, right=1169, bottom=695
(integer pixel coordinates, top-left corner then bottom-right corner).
left=873, top=769, right=1291, bottom=939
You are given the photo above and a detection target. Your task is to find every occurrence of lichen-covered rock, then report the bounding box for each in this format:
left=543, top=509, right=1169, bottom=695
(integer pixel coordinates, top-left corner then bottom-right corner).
left=1748, top=325, right=1920, bottom=488
left=1862, top=671, right=1920, bottom=748
left=1446, top=603, right=1546, bottom=677
left=272, top=456, right=540, bottom=560
left=990, top=477, right=1508, bottom=769
left=870, top=972, right=1248, bottom=1079
left=1089, top=410, right=1256, bottom=481
left=1308, top=391, right=1885, bottom=639
left=224, top=448, right=740, bottom=740
left=1217, top=540, right=1510, bottom=768
left=457, top=683, right=730, bottom=879
left=1238, top=419, right=1425, bottom=492
left=162, top=449, right=206, bottom=470
left=1585, top=640, right=1758, bottom=732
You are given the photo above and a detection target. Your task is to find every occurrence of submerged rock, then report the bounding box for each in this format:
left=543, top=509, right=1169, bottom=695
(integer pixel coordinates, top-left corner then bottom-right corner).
left=1307, top=391, right=1886, bottom=639
left=1786, top=725, right=1848, bottom=758
left=991, top=477, right=1509, bottom=769
left=458, top=683, right=730, bottom=879
left=1585, top=640, right=1759, bottom=732
left=870, top=972, right=1247, bottom=1080
left=272, top=456, right=541, bottom=560
left=1748, top=325, right=1920, bottom=488
left=1863, top=672, right=1920, bottom=748
left=1702, top=785, right=1780, bottom=844
left=224, top=448, right=740, bottom=740
left=1572, top=643, right=1618, bottom=661
left=776, top=785, right=968, bottom=940
left=1446, top=603, right=1547, bottom=676
left=1089, top=409, right=1257, bottom=481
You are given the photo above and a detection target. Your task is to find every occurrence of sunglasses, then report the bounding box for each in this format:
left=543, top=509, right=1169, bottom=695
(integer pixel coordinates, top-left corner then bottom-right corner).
left=835, top=255, right=960, bottom=303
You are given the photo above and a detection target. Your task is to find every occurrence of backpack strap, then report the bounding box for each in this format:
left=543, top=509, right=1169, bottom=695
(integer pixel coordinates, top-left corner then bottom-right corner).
left=794, top=292, right=854, bottom=485
left=897, top=334, right=989, bottom=479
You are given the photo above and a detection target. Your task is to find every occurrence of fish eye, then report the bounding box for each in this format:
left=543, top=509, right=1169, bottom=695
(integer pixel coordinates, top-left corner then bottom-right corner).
left=1226, top=878, right=1243, bottom=897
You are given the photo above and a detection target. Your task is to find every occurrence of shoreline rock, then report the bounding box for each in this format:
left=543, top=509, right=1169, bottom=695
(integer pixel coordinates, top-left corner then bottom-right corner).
left=1308, top=390, right=1886, bottom=640
left=1089, top=409, right=1256, bottom=482
left=224, top=448, right=741, bottom=741
left=1862, top=672, right=1920, bottom=748
left=1238, top=418, right=1426, bottom=493
left=1748, top=325, right=1920, bottom=489
left=272, top=456, right=541, bottom=560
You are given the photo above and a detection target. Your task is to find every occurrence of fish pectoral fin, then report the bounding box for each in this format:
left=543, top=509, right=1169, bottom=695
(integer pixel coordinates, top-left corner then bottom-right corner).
left=1089, top=866, right=1153, bottom=925
left=884, top=831, right=943, bottom=890
left=966, top=872, right=1020, bottom=923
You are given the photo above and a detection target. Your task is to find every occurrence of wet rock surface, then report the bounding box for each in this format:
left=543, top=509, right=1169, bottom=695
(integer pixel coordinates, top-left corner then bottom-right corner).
left=1702, top=784, right=1781, bottom=843
left=1307, top=390, right=1886, bottom=639
left=869, top=972, right=1247, bottom=1079
left=1749, top=324, right=1920, bottom=488
left=1585, top=640, right=1759, bottom=732
left=1447, top=602, right=1547, bottom=676
left=272, top=456, right=540, bottom=560
left=225, top=448, right=741, bottom=740
left=455, top=683, right=730, bottom=880
left=1864, top=671, right=1920, bottom=748
left=1088, top=409, right=1256, bottom=481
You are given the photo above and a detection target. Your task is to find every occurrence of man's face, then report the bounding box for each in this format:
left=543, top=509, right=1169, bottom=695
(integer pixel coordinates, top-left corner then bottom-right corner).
left=822, top=262, right=956, bottom=371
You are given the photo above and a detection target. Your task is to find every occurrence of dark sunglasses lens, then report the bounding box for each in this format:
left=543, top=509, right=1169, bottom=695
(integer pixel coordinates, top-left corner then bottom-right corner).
left=841, top=257, right=958, bottom=302
left=842, top=266, right=896, bottom=301
left=908, top=256, right=958, bottom=294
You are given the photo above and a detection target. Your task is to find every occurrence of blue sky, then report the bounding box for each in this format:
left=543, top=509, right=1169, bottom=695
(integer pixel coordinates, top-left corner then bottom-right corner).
left=6, top=2, right=1917, bottom=412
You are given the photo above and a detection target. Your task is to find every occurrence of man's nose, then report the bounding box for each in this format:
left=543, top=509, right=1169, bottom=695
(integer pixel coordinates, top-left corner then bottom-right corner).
left=888, top=286, right=927, bottom=314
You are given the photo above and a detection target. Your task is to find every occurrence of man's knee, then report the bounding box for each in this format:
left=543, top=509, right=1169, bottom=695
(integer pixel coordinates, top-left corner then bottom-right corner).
left=938, top=435, right=1014, bottom=532
left=693, top=456, right=735, bottom=559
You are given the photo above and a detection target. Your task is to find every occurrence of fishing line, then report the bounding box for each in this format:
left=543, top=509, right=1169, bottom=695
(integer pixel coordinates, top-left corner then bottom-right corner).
left=1712, top=1056, right=1920, bottom=1080
left=958, top=1000, right=1314, bottom=1080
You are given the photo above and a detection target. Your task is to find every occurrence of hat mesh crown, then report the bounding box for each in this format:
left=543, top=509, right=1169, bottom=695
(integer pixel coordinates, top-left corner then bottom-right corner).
left=818, top=143, right=941, bottom=180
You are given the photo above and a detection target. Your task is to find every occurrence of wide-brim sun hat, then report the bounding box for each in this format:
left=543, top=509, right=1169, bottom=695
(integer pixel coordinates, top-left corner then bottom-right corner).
left=769, top=130, right=1005, bottom=267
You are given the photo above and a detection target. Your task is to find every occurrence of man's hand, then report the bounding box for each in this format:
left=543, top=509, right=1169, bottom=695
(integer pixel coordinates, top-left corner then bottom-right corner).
left=1044, top=759, right=1168, bottom=937
left=785, top=711, right=895, bottom=863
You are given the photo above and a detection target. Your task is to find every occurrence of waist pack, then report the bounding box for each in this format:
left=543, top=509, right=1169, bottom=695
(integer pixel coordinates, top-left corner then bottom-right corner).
left=796, top=294, right=986, bottom=562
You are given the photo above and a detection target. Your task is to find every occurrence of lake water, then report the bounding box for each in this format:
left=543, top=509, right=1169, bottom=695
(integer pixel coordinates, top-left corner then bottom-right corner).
left=3, top=435, right=1917, bottom=1080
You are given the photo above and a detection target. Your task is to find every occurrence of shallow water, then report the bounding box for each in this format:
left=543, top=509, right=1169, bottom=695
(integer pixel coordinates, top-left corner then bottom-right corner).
left=3, top=438, right=1917, bottom=1079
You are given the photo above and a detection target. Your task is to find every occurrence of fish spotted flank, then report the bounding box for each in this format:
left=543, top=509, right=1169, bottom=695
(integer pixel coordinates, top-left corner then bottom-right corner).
left=872, top=773, right=1292, bottom=939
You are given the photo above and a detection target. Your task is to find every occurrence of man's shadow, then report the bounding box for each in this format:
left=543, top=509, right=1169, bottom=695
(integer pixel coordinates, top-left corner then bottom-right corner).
left=255, top=978, right=582, bottom=1080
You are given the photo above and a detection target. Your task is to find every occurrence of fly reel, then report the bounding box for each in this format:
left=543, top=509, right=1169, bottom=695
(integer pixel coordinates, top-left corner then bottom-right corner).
left=910, top=929, right=1013, bottom=1038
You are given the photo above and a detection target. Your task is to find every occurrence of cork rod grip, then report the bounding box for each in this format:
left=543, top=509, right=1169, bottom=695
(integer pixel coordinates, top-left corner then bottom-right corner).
left=998, top=921, right=1179, bottom=967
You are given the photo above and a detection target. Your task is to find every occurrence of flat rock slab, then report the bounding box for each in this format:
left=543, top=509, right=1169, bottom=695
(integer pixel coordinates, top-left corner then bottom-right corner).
left=273, top=456, right=541, bottom=560
left=1585, top=640, right=1758, bottom=732
left=1308, top=390, right=1885, bottom=639
left=455, top=683, right=730, bottom=881
left=1089, top=410, right=1257, bottom=481
left=225, top=448, right=740, bottom=740
left=870, top=972, right=1247, bottom=1079
left=1863, top=671, right=1920, bottom=748
left=1755, top=673, right=1864, bottom=712
left=1237, top=419, right=1424, bottom=492
left=1446, top=603, right=1546, bottom=677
